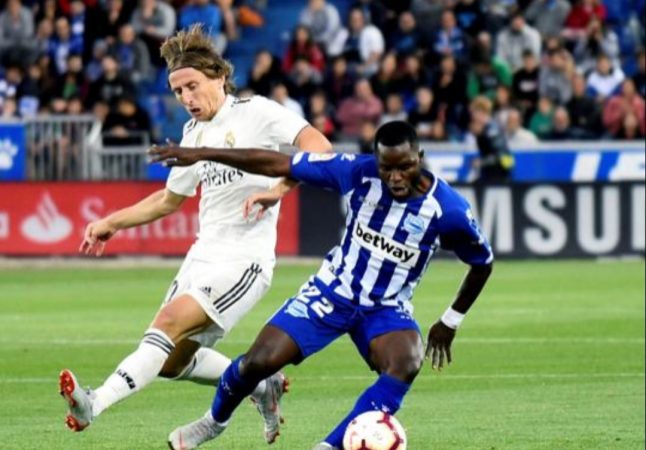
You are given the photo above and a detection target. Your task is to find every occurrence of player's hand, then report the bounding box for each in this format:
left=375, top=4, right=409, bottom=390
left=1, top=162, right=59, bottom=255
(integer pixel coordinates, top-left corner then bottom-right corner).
left=79, top=220, right=117, bottom=256
left=243, top=189, right=282, bottom=221
left=425, top=320, right=456, bottom=371
left=148, top=141, right=201, bottom=167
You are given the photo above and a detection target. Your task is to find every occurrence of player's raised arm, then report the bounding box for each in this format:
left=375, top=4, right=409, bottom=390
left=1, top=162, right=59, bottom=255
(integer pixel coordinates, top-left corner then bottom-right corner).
left=148, top=145, right=293, bottom=178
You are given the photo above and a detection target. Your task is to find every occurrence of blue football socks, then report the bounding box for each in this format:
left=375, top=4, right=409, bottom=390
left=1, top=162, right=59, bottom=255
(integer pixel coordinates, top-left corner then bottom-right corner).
left=210, top=355, right=259, bottom=424
left=323, top=373, right=411, bottom=447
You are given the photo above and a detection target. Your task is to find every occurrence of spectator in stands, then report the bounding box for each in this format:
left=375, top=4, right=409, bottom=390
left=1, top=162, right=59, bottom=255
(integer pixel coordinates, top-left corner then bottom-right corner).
left=573, top=17, right=619, bottom=74
left=331, top=7, right=385, bottom=77
left=246, top=49, right=284, bottom=97
left=379, top=92, right=407, bottom=125
left=34, top=18, right=54, bottom=60
left=16, top=63, right=44, bottom=102
left=410, top=0, right=444, bottom=43
left=69, top=0, right=86, bottom=51
left=529, top=96, right=555, bottom=138
left=307, top=89, right=335, bottom=123
left=49, top=17, right=84, bottom=76
left=0, top=65, right=20, bottom=108
left=408, top=86, right=440, bottom=140
left=505, top=107, right=539, bottom=147
left=0, top=96, right=17, bottom=118
left=86, top=39, right=109, bottom=82
left=432, top=9, right=468, bottom=63
left=352, top=0, right=391, bottom=32
left=299, top=0, right=342, bottom=54
left=283, top=25, right=325, bottom=75
left=323, top=55, right=355, bottom=106
left=467, top=50, right=513, bottom=101
left=615, top=112, right=645, bottom=139
left=111, top=24, right=152, bottom=84
left=131, top=0, right=176, bottom=66
left=453, top=0, right=485, bottom=38
left=0, top=0, right=36, bottom=66
left=336, top=78, right=383, bottom=136
left=311, top=112, right=336, bottom=140
left=496, top=13, right=541, bottom=72
left=567, top=72, right=602, bottom=136
left=103, top=96, right=152, bottom=146
left=369, top=52, right=400, bottom=101
left=287, top=56, right=323, bottom=103
left=493, top=85, right=514, bottom=127
left=270, top=82, right=304, bottom=117
left=546, top=106, right=591, bottom=140
left=432, top=54, right=468, bottom=132
left=100, top=0, right=131, bottom=45
left=470, top=95, right=514, bottom=182
left=562, top=0, right=607, bottom=41
left=86, top=55, right=135, bottom=108
left=586, top=53, right=625, bottom=101
left=632, top=48, right=645, bottom=98
left=34, top=0, right=58, bottom=24
left=398, top=54, right=431, bottom=100
left=179, top=0, right=226, bottom=54
left=539, top=48, right=574, bottom=105
left=54, top=54, right=87, bottom=100
left=482, top=0, right=517, bottom=34
left=524, top=0, right=571, bottom=38
left=387, top=11, right=423, bottom=58
left=603, top=79, right=646, bottom=137
left=512, top=50, right=540, bottom=119
left=357, top=119, right=377, bottom=154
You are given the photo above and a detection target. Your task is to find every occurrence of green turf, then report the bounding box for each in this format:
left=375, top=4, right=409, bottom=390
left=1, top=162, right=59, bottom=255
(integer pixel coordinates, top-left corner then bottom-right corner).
left=0, top=260, right=643, bottom=449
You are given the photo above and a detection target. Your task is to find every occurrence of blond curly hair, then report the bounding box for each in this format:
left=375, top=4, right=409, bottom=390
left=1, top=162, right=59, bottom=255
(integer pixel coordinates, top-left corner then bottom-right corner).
left=160, top=24, right=235, bottom=94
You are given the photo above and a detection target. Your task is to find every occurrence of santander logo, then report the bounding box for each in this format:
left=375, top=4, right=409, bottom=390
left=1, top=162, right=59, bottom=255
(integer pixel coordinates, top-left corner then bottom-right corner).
left=21, top=193, right=73, bottom=244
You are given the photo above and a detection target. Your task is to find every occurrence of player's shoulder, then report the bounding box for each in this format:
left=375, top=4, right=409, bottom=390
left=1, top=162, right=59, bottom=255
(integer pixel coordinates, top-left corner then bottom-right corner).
left=432, top=177, right=471, bottom=219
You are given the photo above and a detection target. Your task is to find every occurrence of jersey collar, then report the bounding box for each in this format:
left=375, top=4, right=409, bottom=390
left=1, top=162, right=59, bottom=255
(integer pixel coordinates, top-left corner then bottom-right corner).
left=208, top=94, right=235, bottom=126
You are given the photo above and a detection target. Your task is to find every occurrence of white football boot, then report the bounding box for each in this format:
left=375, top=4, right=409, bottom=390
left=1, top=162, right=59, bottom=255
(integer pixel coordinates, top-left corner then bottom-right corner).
left=168, top=411, right=226, bottom=450
left=58, top=369, right=95, bottom=432
left=251, top=372, right=290, bottom=444
left=312, top=444, right=339, bottom=450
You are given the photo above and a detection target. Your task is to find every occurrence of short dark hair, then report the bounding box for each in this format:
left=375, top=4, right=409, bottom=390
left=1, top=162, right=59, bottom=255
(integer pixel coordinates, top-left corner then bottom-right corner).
left=373, top=121, right=419, bottom=154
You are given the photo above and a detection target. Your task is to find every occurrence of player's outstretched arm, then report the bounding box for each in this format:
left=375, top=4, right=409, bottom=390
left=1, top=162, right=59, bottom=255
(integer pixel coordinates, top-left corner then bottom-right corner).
left=79, top=189, right=186, bottom=256
left=148, top=144, right=293, bottom=178
left=426, top=263, right=493, bottom=371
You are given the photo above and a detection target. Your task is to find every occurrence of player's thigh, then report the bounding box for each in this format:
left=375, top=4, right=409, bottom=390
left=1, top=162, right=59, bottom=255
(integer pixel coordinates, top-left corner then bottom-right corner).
left=370, top=330, right=424, bottom=383
left=152, top=294, right=213, bottom=342
left=261, top=281, right=349, bottom=368
left=351, top=307, right=424, bottom=382
left=160, top=339, right=202, bottom=378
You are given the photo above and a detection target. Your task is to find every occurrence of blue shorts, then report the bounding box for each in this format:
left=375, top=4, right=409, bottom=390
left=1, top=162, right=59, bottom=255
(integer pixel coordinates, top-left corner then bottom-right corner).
left=268, top=280, right=421, bottom=366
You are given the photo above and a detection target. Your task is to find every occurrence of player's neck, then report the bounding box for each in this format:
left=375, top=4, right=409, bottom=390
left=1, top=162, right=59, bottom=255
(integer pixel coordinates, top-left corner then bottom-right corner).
left=411, top=173, right=433, bottom=199
left=200, top=94, right=228, bottom=122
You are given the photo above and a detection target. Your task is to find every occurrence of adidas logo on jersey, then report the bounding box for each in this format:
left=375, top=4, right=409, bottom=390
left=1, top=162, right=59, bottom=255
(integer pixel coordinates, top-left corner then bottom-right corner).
left=353, top=222, right=420, bottom=268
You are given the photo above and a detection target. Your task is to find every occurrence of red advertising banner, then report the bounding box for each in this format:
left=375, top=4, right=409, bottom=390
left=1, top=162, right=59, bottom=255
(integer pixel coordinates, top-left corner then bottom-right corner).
left=0, top=183, right=299, bottom=256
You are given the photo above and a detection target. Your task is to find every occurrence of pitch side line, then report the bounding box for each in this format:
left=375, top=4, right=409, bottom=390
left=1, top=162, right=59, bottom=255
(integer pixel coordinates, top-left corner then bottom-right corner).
left=0, top=372, right=644, bottom=384
left=0, top=337, right=643, bottom=346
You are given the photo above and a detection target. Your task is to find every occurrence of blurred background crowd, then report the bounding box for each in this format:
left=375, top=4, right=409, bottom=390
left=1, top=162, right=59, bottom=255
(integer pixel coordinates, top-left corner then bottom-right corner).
left=0, top=0, right=644, bottom=147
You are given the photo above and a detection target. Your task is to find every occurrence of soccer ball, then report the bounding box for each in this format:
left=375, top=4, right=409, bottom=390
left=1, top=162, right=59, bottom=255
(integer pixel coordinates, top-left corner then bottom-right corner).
left=343, top=411, right=407, bottom=450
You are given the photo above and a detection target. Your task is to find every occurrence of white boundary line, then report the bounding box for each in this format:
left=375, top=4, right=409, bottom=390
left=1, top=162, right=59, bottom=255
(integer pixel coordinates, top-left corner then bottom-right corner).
left=0, top=337, right=643, bottom=346
left=0, top=372, right=643, bottom=384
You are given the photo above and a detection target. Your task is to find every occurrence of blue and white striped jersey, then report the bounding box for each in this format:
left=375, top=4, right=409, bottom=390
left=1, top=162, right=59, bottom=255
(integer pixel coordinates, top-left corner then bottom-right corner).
left=290, top=152, right=494, bottom=310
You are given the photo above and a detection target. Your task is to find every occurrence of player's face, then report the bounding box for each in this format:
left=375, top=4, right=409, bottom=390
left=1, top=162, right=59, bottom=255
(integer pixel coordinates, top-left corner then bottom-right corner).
left=377, top=142, right=423, bottom=199
left=169, top=67, right=225, bottom=121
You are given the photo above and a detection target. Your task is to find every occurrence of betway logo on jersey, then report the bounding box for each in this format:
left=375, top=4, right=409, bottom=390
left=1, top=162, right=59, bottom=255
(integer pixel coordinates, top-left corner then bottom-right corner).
left=353, top=222, right=420, bottom=268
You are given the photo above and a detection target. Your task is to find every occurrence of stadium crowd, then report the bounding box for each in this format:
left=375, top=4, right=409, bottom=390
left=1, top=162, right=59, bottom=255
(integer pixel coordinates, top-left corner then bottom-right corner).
left=0, top=0, right=645, bottom=145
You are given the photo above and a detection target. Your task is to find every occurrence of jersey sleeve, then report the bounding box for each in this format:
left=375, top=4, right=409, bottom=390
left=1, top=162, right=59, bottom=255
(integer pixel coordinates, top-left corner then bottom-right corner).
left=256, top=97, right=309, bottom=145
left=439, top=204, right=494, bottom=266
left=289, top=152, right=358, bottom=194
left=166, top=165, right=200, bottom=197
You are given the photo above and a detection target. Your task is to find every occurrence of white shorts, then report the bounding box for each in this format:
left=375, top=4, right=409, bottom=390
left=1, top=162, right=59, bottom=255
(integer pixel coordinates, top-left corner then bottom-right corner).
left=161, top=254, right=272, bottom=347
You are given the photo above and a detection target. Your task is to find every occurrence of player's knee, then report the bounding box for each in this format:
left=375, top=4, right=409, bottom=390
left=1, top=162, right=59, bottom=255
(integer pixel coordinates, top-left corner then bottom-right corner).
left=384, top=355, right=423, bottom=384
left=240, top=347, right=279, bottom=379
left=151, top=309, right=182, bottom=342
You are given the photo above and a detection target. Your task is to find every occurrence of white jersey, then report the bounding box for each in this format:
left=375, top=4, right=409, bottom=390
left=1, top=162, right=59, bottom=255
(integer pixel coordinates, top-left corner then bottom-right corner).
left=166, top=94, right=308, bottom=263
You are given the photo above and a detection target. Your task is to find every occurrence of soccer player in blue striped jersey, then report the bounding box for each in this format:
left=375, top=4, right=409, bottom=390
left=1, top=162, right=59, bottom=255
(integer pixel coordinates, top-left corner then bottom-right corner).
left=149, top=121, right=494, bottom=450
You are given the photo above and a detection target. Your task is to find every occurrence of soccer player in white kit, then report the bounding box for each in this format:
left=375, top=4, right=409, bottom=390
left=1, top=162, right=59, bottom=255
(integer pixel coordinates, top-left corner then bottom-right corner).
left=58, top=25, right=331, bottom=443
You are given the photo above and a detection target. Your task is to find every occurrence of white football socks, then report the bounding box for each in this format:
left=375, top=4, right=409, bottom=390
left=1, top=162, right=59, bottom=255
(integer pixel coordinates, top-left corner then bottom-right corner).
left=174, top=347, right=267, bottom=397
left=92, top=328, right=175, bottom=417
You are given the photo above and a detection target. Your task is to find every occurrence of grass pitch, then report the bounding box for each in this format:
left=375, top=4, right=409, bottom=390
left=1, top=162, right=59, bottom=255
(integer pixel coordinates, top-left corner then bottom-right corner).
left=0, top=260, right=644, bottom=450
